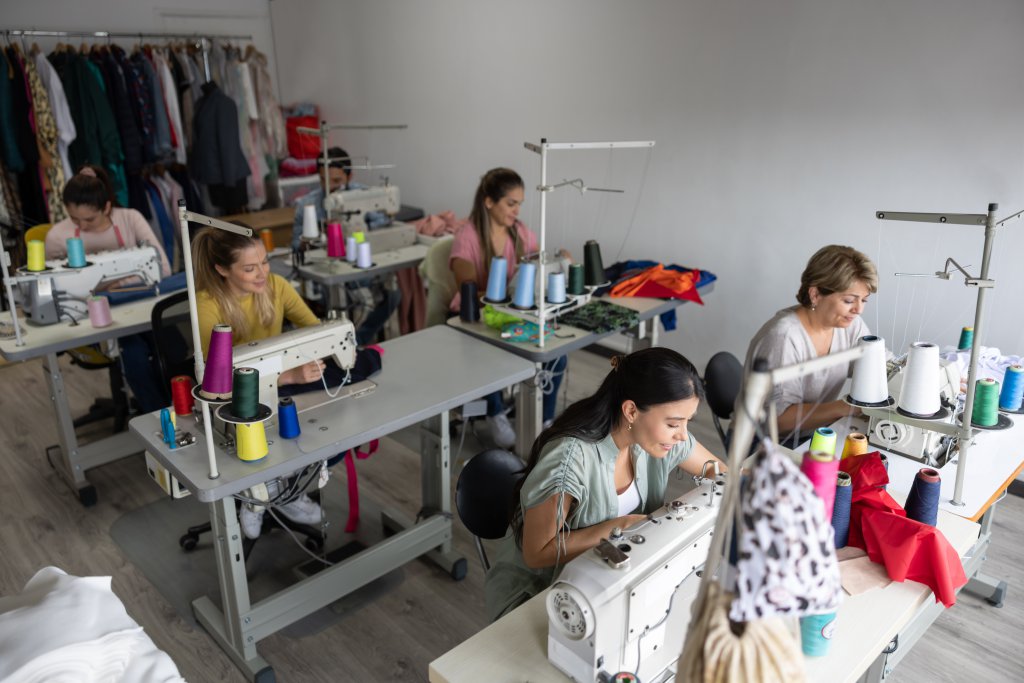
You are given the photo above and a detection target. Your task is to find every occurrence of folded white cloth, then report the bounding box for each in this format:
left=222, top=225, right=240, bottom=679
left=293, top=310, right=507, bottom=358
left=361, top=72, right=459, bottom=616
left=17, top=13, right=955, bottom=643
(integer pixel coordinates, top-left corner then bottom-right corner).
left=0, top=567, right=185, bottom=683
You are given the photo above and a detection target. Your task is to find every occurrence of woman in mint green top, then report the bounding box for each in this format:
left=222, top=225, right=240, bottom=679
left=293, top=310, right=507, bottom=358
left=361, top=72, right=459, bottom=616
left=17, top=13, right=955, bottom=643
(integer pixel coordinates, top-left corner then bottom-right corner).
left=485, top=348, right=725, bottom=620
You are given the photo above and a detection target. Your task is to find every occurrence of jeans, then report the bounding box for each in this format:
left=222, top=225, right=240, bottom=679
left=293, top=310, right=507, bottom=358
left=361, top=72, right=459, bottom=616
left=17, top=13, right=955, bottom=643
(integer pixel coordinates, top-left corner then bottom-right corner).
left=484, top=355, right=568, bottom=423
left=355, top=285, right=401, bottom=346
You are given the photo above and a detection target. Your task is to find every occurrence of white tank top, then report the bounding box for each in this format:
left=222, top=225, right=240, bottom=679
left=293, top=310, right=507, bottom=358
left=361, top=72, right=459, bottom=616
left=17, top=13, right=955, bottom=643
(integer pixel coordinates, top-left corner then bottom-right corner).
left=617, top=480, right=641, bottom=516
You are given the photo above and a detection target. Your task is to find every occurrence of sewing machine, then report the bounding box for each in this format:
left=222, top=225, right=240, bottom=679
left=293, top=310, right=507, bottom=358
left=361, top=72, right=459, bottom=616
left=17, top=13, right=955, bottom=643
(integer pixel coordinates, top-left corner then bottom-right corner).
left=867, top=358, right=962, bottom=465
left=324, top=184, right=401, bottom=234
left=546, top=468, right=725, bottom=683
left=16, top=245, right=162, bottom=325
left=230, top=318, right=358, bottom=407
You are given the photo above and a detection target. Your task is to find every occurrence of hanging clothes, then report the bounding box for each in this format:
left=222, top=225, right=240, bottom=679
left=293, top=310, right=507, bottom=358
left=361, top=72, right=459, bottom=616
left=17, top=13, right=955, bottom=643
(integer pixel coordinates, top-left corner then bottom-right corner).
left=23, top=55, right=66, bottom=223
left=190, top=80, right=249, bottom=212
left=246, top=48, right=286, bottom=159
left=33, top=50, right=77, bottom=183
left=3, top=47, right=48, bottom=230
left=152, top=49, right=186, bottom=164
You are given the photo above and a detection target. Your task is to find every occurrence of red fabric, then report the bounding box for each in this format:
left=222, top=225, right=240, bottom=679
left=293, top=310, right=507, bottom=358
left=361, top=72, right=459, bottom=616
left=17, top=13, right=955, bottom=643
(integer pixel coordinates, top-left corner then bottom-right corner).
left=286, top=115, right=321, bottom=159
left=840, top=452, right=967, bottom=607
left=608, top=264, right=703, bottom=304
left=343, top=439, right=380, bottom=532
left=396, top=266, right=426, bottom=335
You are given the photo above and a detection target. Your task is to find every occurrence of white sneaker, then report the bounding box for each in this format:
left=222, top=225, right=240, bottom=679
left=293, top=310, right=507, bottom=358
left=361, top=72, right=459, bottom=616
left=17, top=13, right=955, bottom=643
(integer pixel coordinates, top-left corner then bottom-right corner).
left=276, top=493, right=322, bottom=526
left=240, top=505, right=265, bottom=540
left=486, top=413, right=517, bottom=450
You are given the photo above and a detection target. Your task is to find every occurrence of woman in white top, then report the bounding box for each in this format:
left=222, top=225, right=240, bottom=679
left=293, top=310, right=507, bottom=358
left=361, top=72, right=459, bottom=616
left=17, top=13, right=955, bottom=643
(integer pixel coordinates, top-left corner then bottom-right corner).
left=45, top=166, right=171, bottom=277
left=745, top=244, right=879, bottom=446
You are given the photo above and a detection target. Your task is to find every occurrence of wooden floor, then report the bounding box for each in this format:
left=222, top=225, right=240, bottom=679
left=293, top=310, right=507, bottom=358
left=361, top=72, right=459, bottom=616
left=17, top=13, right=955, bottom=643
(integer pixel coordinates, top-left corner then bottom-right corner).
left=0, top=348, right=1021, bottom=682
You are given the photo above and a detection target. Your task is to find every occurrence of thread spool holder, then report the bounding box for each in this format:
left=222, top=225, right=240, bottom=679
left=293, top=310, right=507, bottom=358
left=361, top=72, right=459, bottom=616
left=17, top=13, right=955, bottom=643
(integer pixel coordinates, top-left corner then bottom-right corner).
left=873, top=203, right=1019, bottom=506
left=521, top=138, right=655, bottom=348
left=294, top=120, right=408, bottom=235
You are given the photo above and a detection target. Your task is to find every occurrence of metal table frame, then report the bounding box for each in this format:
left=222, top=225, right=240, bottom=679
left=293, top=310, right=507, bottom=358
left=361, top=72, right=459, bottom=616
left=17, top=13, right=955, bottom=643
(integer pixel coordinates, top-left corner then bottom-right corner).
left=0, top=295, right=172, bottom=505
left=130, top=326, right=535, bottom=682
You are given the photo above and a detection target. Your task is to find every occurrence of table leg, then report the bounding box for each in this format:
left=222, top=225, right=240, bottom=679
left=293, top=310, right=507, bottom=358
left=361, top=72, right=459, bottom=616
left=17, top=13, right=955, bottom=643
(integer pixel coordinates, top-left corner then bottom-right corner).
left=515, top=363, right=544, bottom=457
left=41, top=351, right=146, bottom=506
left=193, top=497, right=274, bottom=683
left=963, top=502, right=1008, bottom=607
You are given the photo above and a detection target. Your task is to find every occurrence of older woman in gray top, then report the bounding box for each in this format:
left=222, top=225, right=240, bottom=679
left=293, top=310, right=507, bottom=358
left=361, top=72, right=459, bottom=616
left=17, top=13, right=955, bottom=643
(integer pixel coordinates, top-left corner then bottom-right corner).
left=745, top=244, right=879, bottom=446
left=485, top=348, right=725, bottom=620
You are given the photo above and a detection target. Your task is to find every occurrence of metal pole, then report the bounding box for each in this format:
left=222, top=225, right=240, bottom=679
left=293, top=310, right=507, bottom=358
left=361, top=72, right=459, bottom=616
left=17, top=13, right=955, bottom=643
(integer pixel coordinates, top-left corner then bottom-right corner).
left=0, top=235, right=24, bottom=347
left=321, top=121, right=330, bottom=232
left=538, top=139, right=548, bottom=349
left=178, top=201, right=220, bottom=480
left=952, top=202, right=998, bottom=506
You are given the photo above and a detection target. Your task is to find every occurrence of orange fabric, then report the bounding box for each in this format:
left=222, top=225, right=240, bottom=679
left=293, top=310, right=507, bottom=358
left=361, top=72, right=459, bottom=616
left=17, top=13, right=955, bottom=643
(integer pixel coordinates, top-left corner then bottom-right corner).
left=608, top=264, right=703, bottom=304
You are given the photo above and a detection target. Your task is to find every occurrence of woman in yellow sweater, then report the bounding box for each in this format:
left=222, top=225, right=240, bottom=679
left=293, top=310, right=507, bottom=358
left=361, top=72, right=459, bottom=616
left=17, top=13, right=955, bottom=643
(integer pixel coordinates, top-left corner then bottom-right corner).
left=193, top=227, right=326, bottom=537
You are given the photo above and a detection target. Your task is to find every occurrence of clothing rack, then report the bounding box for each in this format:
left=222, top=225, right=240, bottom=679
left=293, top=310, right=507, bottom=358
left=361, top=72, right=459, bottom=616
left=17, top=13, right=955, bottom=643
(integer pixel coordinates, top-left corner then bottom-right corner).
left=3, top=29, right=254, bottom=82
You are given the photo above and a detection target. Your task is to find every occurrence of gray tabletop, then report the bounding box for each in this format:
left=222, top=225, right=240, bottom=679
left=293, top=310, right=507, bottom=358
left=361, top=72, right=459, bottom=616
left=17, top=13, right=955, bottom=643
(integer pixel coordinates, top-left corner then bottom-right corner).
left=130, top=325, right=535, bottom=502
left=270, top=243, right=428, bottom=285
left=446, top=282, right=714, bottom=363
left=0, top=294, right=172, bottom=362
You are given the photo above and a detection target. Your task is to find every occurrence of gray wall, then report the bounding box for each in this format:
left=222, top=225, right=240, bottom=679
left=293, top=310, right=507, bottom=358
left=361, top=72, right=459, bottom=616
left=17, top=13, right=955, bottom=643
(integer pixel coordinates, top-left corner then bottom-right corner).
left=269, top=0, right=1024, bottom=369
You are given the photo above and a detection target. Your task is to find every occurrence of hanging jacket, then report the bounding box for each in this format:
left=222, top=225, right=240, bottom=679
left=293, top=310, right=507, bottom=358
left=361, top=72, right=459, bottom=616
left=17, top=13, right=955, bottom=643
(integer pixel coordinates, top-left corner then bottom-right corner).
left=190, top=81, right=250, bottom=186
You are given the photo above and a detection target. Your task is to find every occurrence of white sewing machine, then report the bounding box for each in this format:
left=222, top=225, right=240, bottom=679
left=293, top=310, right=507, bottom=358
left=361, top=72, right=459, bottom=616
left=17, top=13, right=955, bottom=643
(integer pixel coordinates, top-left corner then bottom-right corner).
left=867, top=358, right=962, bottom=465
left=16, top=245, right=162, bottom=325
left=546, top=469, right=725, bottom=683
left=324, top=184, right=401, bottom=234
left=231, top=318, right=358, bottom=407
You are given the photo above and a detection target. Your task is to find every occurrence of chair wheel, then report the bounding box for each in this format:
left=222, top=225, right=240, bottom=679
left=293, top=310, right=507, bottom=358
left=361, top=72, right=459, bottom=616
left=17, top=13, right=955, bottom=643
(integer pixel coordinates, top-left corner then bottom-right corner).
left=304, top=536, right=324, bottom=552
left=179, top=534, right=199, bottom=551
left=450, top=558, right=468, bottom=581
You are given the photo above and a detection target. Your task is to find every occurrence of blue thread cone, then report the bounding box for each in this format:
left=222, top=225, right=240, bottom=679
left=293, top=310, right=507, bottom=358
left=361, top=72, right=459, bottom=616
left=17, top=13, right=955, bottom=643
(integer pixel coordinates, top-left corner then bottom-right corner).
left=547, top=271, right=567, bottom=304
left=801, top=612, right=837, bottom=656
left=904, top=468, right=940, bottom=526
left=832, top=472, right=853, bottom=549
left=512, top=262, right=537, bottom=308
left=278, top=397, right=301, bottom=439
left=486, top=257, right=508, bottom=301
left=1000, top=364, right=1023, bottom=411
left=66, top=237, right=87, bottom=267
left=460, top=281, right=480, bottom=322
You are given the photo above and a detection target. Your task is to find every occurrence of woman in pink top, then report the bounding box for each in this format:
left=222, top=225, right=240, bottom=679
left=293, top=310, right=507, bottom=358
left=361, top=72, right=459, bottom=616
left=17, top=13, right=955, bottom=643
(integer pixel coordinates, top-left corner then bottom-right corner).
left=45, top=166, right=170, bottom=413
left=449, top=168, right=567, bottom=449
left=45, top=166, right=172, bottom=277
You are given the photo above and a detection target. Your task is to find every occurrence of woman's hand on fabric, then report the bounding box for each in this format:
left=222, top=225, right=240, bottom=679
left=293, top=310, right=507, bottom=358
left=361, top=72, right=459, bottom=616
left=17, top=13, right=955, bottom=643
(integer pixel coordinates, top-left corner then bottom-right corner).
left=279, top=360, right=325, bottom=386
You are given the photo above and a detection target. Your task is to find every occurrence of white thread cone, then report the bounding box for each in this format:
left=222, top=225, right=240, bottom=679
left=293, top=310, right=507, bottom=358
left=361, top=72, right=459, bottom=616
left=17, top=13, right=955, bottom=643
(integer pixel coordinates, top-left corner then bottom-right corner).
left=850, top=335, right=889, bottom=404
left=898, top=342, right=941, bottom=416
left=357, top=241, right=372, bottom=268
left=301, top=204, right=319, bottom=239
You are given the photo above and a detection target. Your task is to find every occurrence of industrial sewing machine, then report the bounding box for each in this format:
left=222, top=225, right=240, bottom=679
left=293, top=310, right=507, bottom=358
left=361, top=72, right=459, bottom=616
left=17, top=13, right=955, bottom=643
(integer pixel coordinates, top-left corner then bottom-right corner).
left=324, top=184, right=401, bottom=234
left=547, top=466, right=725, bottom=683
left=867, top=358, right=962, bottom=466
left=230, top=318, right=358, bottom=408
left=15, top=245, right=162, bottom=325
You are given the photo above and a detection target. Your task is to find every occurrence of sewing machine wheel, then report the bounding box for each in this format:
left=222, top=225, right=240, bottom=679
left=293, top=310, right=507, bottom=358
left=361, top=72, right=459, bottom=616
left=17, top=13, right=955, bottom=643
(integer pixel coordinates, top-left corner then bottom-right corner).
left=547, top=583, right=594, bottom=640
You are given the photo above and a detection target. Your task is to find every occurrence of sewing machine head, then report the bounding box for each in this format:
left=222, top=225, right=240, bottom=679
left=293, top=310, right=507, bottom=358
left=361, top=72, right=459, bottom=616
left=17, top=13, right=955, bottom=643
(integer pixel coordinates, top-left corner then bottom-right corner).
left=15, top=245, right=162, bottom=325
left=867, top=358, right=961, bottom=465
left=324, top=185, right=401, bottom=233
left=546, top=469, right=724, bottom=683
left=230, top=319, right=357, bottom=407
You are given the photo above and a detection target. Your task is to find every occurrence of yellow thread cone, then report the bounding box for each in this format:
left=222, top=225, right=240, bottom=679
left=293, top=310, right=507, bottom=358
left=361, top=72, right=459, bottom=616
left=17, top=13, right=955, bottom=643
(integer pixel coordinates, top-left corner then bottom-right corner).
left=809, top=427, right=837, bottom=457
left=236, top=421, right=269, bottom=462
left=353, top=231, right=366, bottom=243
left=26, top=240, right=46, bottom=271
left=842, top=432, right=868, bottom=459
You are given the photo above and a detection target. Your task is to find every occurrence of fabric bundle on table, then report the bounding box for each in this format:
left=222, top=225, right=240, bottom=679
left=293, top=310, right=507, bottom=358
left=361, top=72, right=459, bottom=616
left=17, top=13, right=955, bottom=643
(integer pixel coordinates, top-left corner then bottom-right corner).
left=839, top=452, right=967, bottom=607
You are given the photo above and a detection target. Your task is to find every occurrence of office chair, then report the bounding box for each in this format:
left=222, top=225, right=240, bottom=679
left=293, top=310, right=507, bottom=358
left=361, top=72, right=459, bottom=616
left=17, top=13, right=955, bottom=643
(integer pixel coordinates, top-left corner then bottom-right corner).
left=418, top=236, right=456, bottom=327
left=703, top=351, right=743, bottom=450
left=149, top=292, right=325, bottom=556
left=455, top=449, right=525, bottom=572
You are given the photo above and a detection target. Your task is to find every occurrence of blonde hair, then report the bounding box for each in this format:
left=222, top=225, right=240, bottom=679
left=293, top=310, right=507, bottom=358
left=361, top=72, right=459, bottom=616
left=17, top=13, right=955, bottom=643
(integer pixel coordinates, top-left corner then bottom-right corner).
left=796, top=245, right=878, bottom=307
left=192, top=227, right=276, bottom=339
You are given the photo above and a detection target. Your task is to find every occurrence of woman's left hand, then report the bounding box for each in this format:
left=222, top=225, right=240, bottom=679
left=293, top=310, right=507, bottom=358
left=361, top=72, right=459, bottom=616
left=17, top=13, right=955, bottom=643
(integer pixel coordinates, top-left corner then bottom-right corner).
left=279, top=360, right=325, bottom=386
left=556, top=248, right=572, bottom=262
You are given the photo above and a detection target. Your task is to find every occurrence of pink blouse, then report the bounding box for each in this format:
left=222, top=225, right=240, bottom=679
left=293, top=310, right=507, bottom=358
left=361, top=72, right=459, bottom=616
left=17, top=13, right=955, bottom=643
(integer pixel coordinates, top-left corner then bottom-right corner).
left=448, top=219, right=538, bottom=311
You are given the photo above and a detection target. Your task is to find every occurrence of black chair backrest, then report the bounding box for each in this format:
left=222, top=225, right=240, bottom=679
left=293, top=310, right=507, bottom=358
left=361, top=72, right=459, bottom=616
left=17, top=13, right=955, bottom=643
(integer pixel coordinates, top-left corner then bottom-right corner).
left=150, top=290, right=194, bottom=404
left=704, top=351, right=743, bottom=420
left=456, top=449, right=525, bottom=540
